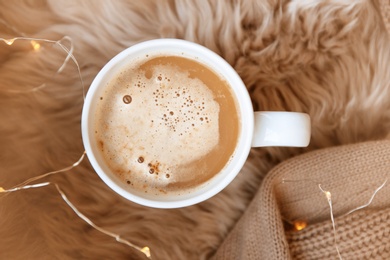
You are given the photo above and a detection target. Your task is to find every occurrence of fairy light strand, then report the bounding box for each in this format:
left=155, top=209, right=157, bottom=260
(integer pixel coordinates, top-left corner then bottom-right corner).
left=0, top=181, right=151, bottom=259
left=53, top=184, right=151, bottom=258
left=342, top=179, right=387, bottom=217
left=0, top=36, right=85, bottom=99
left=318, top=184, right=343, bottom=260
left=0, top=29, right=150, bottom=257
left=281, top=178, right=388, bottom=259
left=281, top=178, right=388, bottom=220
left=0, top=182, right=51, bottom=193
left=7, top=151, right=86, bottom=193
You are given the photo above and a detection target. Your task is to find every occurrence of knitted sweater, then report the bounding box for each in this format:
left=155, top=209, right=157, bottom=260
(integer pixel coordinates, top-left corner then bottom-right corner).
left=215, top=140, right=390, bottom=259
left=215, top=2, right=390, bottom=258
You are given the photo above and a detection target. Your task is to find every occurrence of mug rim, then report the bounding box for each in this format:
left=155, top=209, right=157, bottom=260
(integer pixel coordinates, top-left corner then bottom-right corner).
left=81, top=38, right=254, bottom=208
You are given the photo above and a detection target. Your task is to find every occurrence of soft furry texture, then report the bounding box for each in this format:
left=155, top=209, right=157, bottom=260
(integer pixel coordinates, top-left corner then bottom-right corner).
left=0, top=0, right=389, bottom=259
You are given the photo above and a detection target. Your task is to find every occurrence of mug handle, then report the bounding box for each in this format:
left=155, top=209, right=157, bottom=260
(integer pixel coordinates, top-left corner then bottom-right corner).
left=251, top=112, right=311, bottom=147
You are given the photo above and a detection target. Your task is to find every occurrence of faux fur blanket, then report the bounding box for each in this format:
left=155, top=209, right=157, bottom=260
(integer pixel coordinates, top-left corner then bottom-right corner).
left=1, top=0, right=389, bottom=259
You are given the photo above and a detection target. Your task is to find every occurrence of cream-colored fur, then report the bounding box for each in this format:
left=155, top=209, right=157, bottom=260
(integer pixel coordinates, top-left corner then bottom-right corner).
left=0, top=0, right=389, bottom=259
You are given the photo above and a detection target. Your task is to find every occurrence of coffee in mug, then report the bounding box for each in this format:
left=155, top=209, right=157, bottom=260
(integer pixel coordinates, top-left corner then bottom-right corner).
left=94, top=55, right=240, bottom=196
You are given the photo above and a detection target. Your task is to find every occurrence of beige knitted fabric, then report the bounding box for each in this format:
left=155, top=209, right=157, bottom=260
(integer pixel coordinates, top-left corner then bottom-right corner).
left=214, top=140, right=390, bottom=259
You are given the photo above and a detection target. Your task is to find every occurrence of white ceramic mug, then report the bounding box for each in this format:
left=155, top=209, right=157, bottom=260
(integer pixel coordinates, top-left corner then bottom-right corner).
left=81, top=39, right=310, bottom=208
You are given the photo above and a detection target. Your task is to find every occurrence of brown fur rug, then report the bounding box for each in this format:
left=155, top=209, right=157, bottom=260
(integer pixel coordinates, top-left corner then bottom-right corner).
left=1, top=0, right=389, bottom=259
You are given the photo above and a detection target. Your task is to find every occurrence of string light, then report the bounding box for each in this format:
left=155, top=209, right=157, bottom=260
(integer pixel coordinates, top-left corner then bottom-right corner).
left=4, top=38, right=15, bottom=45
left=318, top=184, right=343, bottom=260
left=0, top=180, right=151, bottom=259
left=141, top=247, right=151, bottom=258
left=0, top=150, right=152, bottom=258
left=30, top=40, right=41, bottom=51
left=1, top=182, right=51, bottom=193
left=0, top=36, right=85, bottom=98
left=0, top=25, right=151, bottom=257
left=4, top=152, right=86, bottom=195
left=317, top=180, right=387, bottom=259
left=342, top=179, right=387, bottom=217
left=293, top=220, right=307, bottom=231
left=281, top=178, right=388, bottom=259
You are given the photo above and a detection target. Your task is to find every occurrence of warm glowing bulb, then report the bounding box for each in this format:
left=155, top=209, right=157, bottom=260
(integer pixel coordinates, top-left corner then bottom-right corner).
left=294, top=220, right=307, bottom=231
left=141, top=247, right=151, bottom=258
left=30, top=40, right=41, bottom=51
left=4, top=38, right=15, bottom=45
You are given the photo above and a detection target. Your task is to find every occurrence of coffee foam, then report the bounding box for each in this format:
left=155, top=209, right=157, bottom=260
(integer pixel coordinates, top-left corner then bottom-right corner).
left=95, top=61, right=220, bottom=193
